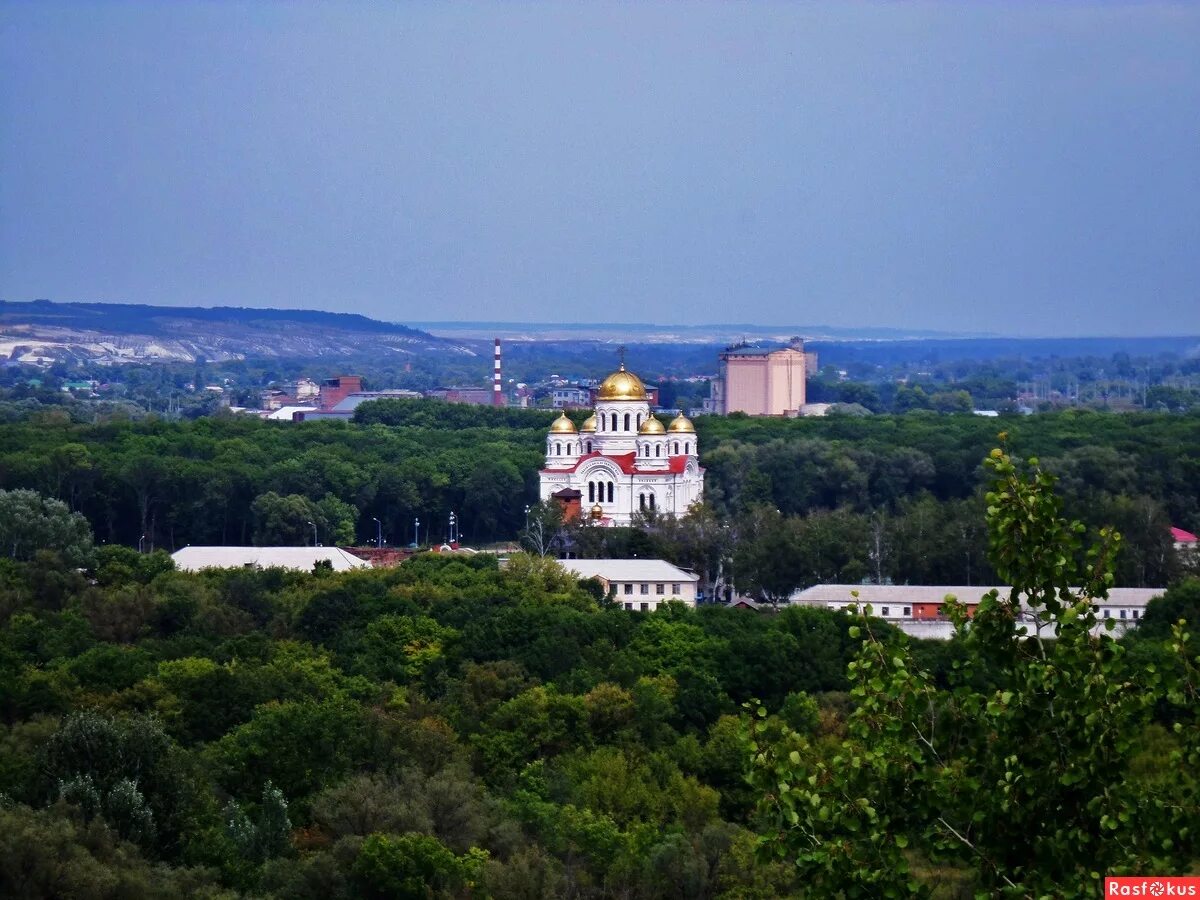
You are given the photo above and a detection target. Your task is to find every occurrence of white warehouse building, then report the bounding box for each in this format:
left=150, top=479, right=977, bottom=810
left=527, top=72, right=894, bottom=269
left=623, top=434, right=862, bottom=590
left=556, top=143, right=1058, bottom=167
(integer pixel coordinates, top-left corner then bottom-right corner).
left=556, top=558, right=700, bottom=610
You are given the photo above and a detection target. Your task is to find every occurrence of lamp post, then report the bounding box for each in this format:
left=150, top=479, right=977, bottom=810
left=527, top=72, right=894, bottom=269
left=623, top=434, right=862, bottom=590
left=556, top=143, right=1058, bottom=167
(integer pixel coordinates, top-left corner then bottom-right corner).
left=138, top=534, right=145, bottom=553
left=373, top=517, right=382, bottom=548
left=524, top=504, right=531, bottom=528
left=414, top=517, right=420, bottom=548
left=449, top=511, right=457, bottom=545
left=306, top=520, right=318, bottom=546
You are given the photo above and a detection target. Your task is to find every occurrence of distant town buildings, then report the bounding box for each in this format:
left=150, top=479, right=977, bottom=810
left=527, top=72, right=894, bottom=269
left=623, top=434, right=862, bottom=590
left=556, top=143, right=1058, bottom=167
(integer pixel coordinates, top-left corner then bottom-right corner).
left=425, top=387, right=494, bottom=405
left=539, top=362, right=704, bottom=527
left=319, top=375, right=363, bottom=410
left=708, top=339, right=818, bottom=417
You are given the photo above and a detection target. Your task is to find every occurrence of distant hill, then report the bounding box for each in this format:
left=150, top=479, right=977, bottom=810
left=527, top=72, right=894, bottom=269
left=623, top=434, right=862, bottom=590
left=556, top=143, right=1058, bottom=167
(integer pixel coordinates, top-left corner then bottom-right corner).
left=0, top=300, right=465, bottom=365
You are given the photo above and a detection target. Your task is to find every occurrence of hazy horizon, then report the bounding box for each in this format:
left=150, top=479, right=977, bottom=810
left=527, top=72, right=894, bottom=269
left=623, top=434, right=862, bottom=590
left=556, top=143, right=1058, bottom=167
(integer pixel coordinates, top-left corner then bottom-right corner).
left=3, top=2, right=1198, bottom=337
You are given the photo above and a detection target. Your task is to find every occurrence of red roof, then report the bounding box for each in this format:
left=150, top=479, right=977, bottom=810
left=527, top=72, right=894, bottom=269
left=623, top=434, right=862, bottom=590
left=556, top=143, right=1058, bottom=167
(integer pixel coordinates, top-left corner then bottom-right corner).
left=541, top=451, right=697, bottom=477
left=1171, top=526, right=1198, bottom=543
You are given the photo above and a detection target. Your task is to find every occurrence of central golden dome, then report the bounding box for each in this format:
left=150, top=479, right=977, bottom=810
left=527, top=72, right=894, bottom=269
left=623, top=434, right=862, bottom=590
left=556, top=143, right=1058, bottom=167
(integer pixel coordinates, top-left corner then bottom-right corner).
left=596, top=363, right=648, bottom=401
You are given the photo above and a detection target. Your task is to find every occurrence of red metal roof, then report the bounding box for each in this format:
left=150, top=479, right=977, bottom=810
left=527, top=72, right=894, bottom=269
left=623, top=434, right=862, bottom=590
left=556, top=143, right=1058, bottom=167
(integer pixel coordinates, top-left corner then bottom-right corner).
left=541, top=451, right=696, bottom=477
left=1172, top=526, right=1198, bottom=543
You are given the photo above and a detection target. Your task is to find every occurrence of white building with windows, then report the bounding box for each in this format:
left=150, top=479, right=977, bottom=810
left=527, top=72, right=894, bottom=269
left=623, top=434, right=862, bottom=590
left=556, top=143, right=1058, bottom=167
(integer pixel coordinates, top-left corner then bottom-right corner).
left=538, top=363, right=704, bottom=526
left=786, top=583, right=1164, bottom=640
left=557, top=558, right=699, bottom=609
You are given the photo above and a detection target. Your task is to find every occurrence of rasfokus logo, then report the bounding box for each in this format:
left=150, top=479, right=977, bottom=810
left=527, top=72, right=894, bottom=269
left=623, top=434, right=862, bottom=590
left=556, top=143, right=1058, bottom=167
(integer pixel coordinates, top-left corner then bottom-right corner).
left=1106, top=878, right=1200, bottom=896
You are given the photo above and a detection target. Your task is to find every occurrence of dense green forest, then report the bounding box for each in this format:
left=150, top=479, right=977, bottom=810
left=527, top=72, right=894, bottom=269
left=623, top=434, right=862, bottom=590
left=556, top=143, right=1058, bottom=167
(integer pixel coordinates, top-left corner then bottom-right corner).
left=0, top=546, right=873, bottom=898
left=0, top=456, right=1197, bottom=897
left=1, top=402, right=1198, bottom=591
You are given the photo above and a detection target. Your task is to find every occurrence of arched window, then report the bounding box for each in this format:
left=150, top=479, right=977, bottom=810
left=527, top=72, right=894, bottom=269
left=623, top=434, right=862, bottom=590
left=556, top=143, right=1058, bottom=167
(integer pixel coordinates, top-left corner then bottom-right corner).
left=607, top=482, right=614, bottom=503
left=587, top=441, right=593, bottom=453
left=623, top=413, right=631, bottom=431
left=637, top=413, right=644, bottom=427
left=610, top=413, right=618, bottom=431
left=639, top=493, right=645, bottom=510
left=555, top=442, right=561, bottom=455
left=588, top=481, right=595, bottom=503
left=674, top=442, right=679, bottom=455
left=685, top=442, right=690, bottom=454
left=655, top=445, right=661, bottom=457
left=649, top=493, right=656, bottom=510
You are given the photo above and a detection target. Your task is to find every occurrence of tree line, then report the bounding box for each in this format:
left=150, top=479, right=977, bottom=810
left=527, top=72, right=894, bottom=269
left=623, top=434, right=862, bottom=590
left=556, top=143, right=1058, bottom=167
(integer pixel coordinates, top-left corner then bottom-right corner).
left=1, top=402, right=1198, bottom=591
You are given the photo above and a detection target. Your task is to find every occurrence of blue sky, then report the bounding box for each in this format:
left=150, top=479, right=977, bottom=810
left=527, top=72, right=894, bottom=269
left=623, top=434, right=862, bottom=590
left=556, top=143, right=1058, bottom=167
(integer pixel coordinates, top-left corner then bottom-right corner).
left=1, top=2, right=1198, bottom=335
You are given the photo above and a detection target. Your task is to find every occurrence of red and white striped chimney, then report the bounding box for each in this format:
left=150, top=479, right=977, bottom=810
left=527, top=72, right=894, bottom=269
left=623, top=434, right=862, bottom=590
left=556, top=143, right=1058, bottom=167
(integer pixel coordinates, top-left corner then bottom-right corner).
left=492, top=338, right=503, bottom=406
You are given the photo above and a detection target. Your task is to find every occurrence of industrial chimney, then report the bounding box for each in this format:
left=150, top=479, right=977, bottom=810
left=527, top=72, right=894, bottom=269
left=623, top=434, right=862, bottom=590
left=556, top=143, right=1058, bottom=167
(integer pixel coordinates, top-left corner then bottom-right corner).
left=492, top=338, right=504, bottom=406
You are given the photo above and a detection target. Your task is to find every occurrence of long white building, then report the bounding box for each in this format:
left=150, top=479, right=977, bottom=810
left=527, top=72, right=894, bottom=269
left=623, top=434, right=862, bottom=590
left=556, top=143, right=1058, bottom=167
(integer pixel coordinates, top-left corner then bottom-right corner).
left=787, top=583, right=1165, bottom=640
left=171, top=546, right=370, bottom=573
left=556, top=558, right=700, bottom=609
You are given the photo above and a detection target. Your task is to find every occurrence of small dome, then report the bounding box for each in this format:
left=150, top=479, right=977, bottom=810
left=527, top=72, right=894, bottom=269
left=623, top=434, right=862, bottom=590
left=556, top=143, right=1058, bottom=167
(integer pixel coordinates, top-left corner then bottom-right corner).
left=639, top=416, right=666, bottom=434
left=668, top=414, right=696, bottom=434
left=580, top=414, right=597, bottom=433
left=596, top=364, right=648, bottom=401
left=549, top=411, right=578, bottom=434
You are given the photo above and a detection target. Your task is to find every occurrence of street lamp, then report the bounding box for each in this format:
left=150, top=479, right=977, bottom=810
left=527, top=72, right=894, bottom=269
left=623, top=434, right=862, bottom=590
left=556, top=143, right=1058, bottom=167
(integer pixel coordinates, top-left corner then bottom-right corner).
left=138, top=534, right=145, bottom=553
left=306, top=520, right=318, bottom=546
left=372, top=517, right=382, bottom=548
left=524, top=504, right=531, bottom=527
left=449, top=511, right=457, bottom=545
left=414, top=517, right=420, bottom=548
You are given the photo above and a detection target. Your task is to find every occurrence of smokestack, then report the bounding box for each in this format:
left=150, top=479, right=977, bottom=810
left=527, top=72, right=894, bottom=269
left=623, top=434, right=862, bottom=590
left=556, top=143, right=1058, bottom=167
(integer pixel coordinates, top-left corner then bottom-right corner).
left=492, top=338, right=503, bottom=406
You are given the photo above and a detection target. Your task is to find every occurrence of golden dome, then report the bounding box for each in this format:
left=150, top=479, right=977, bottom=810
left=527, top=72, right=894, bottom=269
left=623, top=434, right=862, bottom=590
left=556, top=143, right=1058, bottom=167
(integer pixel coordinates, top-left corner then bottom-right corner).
left=580, top=414, right=597, bottom=433
left=596, top=364, right=648, bottom=402
left=639, top=416, right=666, bottom=435
left=549, top=411, right=578, bottom=434
left=668, top=414, right=696, bottom=434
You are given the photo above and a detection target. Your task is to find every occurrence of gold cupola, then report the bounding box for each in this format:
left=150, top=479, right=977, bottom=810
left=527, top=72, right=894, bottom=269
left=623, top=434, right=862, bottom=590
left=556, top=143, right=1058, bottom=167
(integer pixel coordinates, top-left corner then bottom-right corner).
left=580, top=413, right=597, bottom=433
left=596, top=363, right=648, bottom=402
left=667, top=413, right=696, bottom=434
left=549, top=411, right=578, bottom=434
left=638, top=416, right=666, bottom=434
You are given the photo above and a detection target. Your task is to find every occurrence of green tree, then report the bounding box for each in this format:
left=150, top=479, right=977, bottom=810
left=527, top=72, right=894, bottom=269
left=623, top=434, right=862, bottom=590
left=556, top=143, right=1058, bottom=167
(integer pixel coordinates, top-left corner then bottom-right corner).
left=353, top=832, right=484, bottom=900
left=0, top=489, right=94, bottom=566
left=747, top=444, right=1200, bottom=897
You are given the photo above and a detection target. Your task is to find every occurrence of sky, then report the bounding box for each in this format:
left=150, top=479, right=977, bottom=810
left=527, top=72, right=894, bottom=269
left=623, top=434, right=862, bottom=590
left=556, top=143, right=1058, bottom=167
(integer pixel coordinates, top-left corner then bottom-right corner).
left=1, top=2, right=1198, bottom=337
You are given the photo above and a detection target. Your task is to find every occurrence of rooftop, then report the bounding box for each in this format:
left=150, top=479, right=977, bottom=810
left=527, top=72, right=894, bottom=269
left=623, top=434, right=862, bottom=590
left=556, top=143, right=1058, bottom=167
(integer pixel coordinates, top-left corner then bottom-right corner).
left=171, top=546, right=370, bottom=573
left=556, top=558, right=698, bottom=583
left=790, top=584, right=1165, bottom=608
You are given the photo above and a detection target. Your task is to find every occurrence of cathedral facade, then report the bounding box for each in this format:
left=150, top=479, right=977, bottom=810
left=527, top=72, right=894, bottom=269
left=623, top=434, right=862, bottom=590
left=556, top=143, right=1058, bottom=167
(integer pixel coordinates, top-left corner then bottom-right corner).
left=539, top=364, right=704, bottom=526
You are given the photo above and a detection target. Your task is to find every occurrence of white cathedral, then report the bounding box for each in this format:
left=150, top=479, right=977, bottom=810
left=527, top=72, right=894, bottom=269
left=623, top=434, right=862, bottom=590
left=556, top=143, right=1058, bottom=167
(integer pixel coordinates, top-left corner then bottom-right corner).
left=538, top=363, right=704, bottom=526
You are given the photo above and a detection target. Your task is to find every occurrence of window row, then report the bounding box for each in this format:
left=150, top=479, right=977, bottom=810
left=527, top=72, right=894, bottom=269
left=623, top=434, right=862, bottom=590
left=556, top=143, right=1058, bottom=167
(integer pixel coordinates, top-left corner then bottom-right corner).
left=588, top=481, right=615, bottom=503
left=596, top=412, right=645, bottom=432
left=550, top=440, right=600, bottom=455
left=618, top=582, right=682, bottom=595
left=636, top=441, right=692, bottom=457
